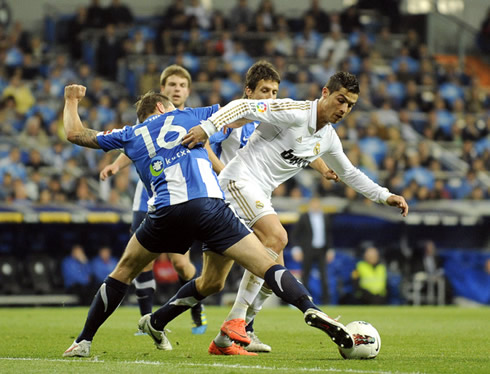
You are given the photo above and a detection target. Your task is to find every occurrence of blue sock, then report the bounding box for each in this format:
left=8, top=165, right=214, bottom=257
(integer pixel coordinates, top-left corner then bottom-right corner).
left=177, top=274, right=203, bottom=316
left=264, top=265, right=319, bottom=313
left=135, top=270, right=156, bottom=316
left=77, top=277, right=129, bottom=342
left=151, top=279, right=204, bottom=331
left=246, top=318, right=254, bottom=333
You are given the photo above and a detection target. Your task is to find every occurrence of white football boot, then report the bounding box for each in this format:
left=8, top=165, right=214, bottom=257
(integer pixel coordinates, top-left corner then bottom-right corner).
left=245, top=331, right=271, bottom=353
left=138, top=314, right=172, bottom=351
left=63, top=339, right=92, bottom=357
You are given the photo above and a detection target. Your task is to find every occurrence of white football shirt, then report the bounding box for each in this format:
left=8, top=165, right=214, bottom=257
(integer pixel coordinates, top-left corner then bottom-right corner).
left=201, top=98, right=392, bottom=203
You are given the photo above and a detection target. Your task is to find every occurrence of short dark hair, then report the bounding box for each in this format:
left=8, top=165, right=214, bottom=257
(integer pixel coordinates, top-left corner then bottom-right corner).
left=135, top=91, right=173, bottom=123
left=243, top=60, right=281, bottom=98
left=325, top=71, right=360, bottom=94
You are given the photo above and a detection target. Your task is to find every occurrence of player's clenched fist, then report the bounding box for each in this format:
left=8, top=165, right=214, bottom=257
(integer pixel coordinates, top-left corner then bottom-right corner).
left=64, top=84, right=87, bottom=101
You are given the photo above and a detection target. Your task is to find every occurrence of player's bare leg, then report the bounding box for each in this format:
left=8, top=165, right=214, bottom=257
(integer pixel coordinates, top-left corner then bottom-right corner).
left=217, top=214, right=286, bottom=351
left=169, top=252, right=196, bottom=280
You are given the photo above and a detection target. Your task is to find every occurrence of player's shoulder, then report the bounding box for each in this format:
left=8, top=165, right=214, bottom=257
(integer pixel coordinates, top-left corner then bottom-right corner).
left=183, top=104, right=219, bottom=113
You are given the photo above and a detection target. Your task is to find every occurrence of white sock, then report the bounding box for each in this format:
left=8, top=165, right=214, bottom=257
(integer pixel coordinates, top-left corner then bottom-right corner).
left=246, top=285, right=273, bottom=325
left=225, top=247, right=278, bottom=322
left=214, top=331, right=233, bottom=347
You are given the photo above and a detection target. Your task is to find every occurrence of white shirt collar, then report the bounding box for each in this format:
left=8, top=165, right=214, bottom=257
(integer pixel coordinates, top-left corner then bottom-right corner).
left=309, top=99, right=331, bottom=137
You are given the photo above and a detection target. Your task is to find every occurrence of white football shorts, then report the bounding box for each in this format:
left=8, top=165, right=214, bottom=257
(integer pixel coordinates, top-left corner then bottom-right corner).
left=219, top=177, right=276, bottom=227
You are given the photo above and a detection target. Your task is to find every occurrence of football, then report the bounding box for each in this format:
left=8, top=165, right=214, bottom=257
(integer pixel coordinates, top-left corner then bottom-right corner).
left=338, top=321, right=381, bottom=359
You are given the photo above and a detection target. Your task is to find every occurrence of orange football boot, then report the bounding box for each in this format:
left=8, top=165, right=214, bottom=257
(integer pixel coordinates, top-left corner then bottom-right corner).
left=220, top=318, right=251, bottom=345
left=208, top=341, right=257, bottom=356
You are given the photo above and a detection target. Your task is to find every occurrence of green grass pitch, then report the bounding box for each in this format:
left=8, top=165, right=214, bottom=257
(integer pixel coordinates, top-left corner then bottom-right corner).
left=1, top=305, right=489, bottom=373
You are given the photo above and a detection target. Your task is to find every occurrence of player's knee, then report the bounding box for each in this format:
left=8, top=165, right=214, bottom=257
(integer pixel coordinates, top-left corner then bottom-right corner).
left=196, top=277, right=225, bottom=296
left=171, top=258, right=196, bottom=280
left=262, top=230, right=288, bottom=254
left=111, top=259, right=138, bottom=283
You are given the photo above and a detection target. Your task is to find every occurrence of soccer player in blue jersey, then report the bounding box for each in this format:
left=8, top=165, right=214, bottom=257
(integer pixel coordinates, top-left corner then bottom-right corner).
left=100, top=65, right=208, bottom=334
left=62, top=84, right=354, bottom=357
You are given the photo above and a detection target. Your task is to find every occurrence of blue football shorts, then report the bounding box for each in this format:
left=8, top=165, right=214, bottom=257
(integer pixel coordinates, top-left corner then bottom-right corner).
left=135, top=197, right=252, bottom=254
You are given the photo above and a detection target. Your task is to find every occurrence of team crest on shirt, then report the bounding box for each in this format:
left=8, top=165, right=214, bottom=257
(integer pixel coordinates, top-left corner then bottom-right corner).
left=313, top=142, right=321, bottom=155
left=256, top=102, right=267, bottom=113
left=256, top=201, right=264, bottom=209
left=150, top=156, right=164, bottom=176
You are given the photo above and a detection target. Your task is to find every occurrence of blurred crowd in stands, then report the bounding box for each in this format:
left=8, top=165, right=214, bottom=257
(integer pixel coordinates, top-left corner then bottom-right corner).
left=61, top=244, right=117, bottom=305
left=0, top=0, right=489, bottom=210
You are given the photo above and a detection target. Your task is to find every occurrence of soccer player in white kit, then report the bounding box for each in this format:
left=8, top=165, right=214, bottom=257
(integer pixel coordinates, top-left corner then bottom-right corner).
left=183, top=71, right=409, bottom=355
left=208, top=61, right=339, bottom=354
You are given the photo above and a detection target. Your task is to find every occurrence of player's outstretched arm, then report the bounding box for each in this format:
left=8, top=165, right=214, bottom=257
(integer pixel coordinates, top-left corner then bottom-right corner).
left=204, top=141, right=225, bottom=174
left=63, top=84, right=100, bottom=149
left=386, top=194, right=409, bottom=217
left=183, top=99, right=258, bottom=149
left=100, top=153, right=133, bottom=180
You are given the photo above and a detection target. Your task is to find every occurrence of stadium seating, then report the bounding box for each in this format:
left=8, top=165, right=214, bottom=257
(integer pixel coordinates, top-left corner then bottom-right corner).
left=0, top=256, right=22, bottom=294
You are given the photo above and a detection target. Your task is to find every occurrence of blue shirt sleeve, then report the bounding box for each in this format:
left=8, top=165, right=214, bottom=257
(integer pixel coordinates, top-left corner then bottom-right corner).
left=188, top=104, right=220, bottom=122
left=209, top=127, right=232, bottom=145
left=96, top=126, right=133, bottom=152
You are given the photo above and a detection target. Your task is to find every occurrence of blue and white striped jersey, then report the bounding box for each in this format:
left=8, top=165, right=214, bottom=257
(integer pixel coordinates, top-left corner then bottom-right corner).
left=97, top=105, right=223, bottom=212
left=132, top=179, right=149, bottom=212
left=208, top=121, right=259, bottom=165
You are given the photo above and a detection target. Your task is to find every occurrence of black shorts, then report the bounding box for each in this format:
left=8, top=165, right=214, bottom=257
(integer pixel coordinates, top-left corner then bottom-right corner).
left=135, top=198, right=252, bottom=254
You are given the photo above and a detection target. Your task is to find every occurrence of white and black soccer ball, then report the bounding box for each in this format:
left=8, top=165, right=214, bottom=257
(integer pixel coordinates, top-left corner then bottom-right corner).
left=338, top=321, right=381, bottom=359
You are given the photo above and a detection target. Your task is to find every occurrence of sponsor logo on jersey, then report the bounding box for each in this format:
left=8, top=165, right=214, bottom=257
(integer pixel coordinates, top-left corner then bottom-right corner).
left=296, top=136, right=302, bottom=143
left=314, top=142, right=320, bottom=155
left=255, top=201, right=264, bottom=209
left=150, top=156, right=164, bottom=176
left=256, top=102, right=267, bottom=113
left=165, top=148, right=191, bottom=165
left=280, top=149, right=310, bottom=168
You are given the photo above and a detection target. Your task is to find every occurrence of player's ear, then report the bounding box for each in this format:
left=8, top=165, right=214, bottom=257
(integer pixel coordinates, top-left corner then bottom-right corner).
left=244, top=86, right=253, bottom=99
left=322, top=87, right=330, bottom=97
left=156, top=102, right=165, bottom=114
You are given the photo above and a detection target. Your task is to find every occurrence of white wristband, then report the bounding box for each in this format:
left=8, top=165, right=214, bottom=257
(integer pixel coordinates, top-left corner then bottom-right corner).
left=199, top=120, right=217, bottom=138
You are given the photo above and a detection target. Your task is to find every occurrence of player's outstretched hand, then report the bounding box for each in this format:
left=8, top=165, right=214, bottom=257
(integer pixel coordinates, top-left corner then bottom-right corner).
left=182, top=125, right=208, bottom=149
left=64, top=84, right=86, bottom=101
left=386, top=195, right=409, bottom=217
left=100, top=164, right=120, bottom=181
